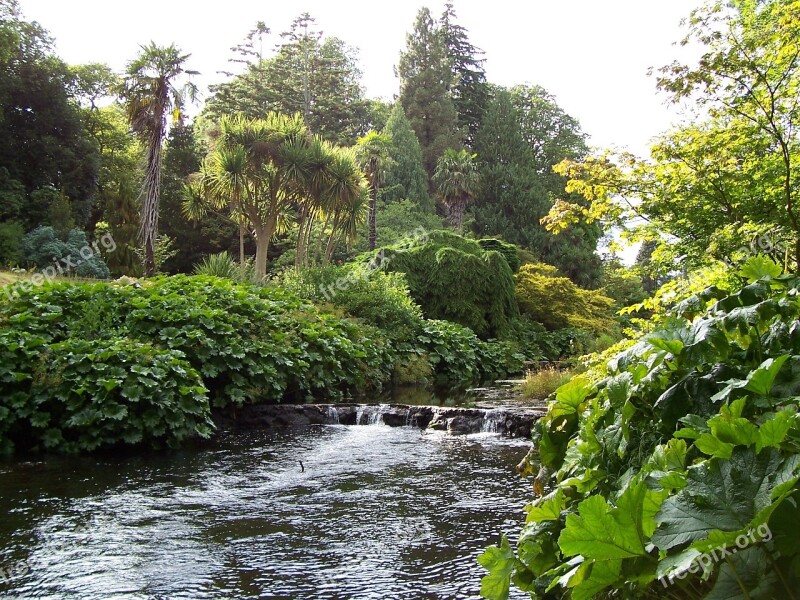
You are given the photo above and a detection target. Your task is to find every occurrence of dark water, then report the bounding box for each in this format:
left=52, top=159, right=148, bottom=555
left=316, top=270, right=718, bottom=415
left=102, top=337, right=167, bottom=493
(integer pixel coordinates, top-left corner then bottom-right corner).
left=0, top=424, right=532, bottom=599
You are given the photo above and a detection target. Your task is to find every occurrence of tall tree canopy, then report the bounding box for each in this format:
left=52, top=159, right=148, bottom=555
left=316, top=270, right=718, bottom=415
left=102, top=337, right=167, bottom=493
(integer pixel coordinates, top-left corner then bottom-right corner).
left=0, top=0, right=98, bottom=231
left=473, top=87, right=602, bottom=287
left=440, top=2, right=490, bottom=149
left=205, top=15, right=371, bottom=146
left=397, top=7, right=461, bottom=181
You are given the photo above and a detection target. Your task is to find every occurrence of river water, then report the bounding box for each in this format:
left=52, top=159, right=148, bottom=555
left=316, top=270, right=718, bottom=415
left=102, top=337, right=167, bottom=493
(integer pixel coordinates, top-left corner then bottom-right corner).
left=0, top=422, right=532, bottom=599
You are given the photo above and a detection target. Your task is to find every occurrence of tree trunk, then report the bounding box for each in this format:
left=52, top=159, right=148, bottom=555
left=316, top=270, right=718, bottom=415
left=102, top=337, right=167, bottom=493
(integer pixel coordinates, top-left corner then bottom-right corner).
left=447, top=197, right=466, bottom=231
left=368, top=183, right=378, bottom=251
left=140, top=127, right=164, bottom=277
left=238, top=221, right=245, bottom=266
left=254, top=228, right=269, bottom=278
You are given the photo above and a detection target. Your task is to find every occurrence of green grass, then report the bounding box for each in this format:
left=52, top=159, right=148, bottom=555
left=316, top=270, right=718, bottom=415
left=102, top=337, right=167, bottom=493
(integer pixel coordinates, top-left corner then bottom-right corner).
left=519, top=366, right=574, bottom=400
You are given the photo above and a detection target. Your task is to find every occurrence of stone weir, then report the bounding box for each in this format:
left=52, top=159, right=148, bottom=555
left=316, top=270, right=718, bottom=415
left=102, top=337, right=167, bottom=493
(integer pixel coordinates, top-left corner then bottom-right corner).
left=213, top=403, right=546, bottom=438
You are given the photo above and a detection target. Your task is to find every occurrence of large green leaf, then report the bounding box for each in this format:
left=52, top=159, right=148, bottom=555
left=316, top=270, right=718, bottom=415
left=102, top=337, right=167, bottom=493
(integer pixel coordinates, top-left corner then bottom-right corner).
left=559, top=483, right=650, bottom=560
left=652, top=448, right=800, bottom=551
left=478, top=535, right=516, bottom=600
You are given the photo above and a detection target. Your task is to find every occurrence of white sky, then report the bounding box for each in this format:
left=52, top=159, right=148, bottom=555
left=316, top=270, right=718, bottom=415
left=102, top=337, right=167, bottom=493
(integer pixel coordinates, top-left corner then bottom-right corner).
left=20, top=0, right=701, bottom=157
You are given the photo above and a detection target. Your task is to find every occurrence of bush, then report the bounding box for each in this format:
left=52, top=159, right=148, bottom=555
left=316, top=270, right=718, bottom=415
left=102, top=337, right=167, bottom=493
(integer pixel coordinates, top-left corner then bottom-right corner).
left=0, top=277, right=395, bottom=430
left=519, top=367, right=574, bottom=400
left=373, top=230, right=519, bottom=339
left=0, top=332, right=212, bottom=454
left=477, top=238, right=521, bottom=272
left=0, top=221, right=23, bottom=266
left=481, top=261, right=800, bottom=599
left=274, top=264, right=424, bottom=340
left=516, top=262, right=615, bottom=333
left=275, top=264, right=524, bottom=384
left=21, top=226, right=110, bottom=278
left=194, top=251, right=258, bottom=283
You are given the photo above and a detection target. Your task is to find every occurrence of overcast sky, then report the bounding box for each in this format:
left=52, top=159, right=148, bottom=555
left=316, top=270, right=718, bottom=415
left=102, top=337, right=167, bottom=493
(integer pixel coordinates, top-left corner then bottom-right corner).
left=20, top=0, right=701, bottom=157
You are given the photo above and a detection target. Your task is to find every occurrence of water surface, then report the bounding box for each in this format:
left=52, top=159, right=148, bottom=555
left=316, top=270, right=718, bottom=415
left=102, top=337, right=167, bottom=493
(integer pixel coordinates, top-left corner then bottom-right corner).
left=0, top=423, right=531, bottom=599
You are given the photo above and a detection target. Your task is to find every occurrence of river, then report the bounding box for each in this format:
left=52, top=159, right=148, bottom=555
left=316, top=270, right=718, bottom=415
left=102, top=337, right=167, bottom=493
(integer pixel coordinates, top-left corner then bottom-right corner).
left=0, top=418, right=532, bottom=599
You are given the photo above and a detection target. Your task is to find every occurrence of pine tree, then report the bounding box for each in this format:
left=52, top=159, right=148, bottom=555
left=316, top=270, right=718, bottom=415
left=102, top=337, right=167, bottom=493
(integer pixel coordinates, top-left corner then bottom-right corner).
left=381, top=103, right=431, bottom=211
left=440, top=3, right=490, bottom=149
left=397, top=7, right=461, bottom=182
left=205, top=15, right=370, bottom=146
left=473, top=89, right=545, bottom=244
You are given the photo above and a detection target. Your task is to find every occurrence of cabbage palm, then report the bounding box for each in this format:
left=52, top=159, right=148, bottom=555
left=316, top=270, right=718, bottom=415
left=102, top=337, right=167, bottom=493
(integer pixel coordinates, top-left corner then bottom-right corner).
left=355, top=131, right=392, bottom=250
left=433, top=148, right=479, bottom=231
left=186, top=113, right=311, bottom=277
left=324, top=148, right=369, bottom=261
left=122, top=43, right=197, bottom=276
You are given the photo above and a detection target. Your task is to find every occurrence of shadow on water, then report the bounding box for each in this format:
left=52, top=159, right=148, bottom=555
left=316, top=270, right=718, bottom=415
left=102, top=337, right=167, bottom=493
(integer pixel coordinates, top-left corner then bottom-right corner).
left=0, top=420, right=532, bottom=599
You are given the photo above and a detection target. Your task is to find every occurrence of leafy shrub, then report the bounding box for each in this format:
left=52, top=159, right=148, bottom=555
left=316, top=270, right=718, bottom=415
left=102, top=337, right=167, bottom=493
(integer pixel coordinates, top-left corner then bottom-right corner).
left=481, top=262, right=800, bottom=599
left=0, top=332, right=211, bottom=454
left=275, top=264, right=425, bottom=340
left=194, top=251, right=258, bottom=283
left=0, top=276, right=395, bottom=420
left=374, top=230, right=519, bottom=339
left=516, top=262, right=615, bottom=333
left=415, top=320, right=524, bottom=384
left=276, top=265, right=524, bottom=384
left=21, top=226, right=110, bottom=278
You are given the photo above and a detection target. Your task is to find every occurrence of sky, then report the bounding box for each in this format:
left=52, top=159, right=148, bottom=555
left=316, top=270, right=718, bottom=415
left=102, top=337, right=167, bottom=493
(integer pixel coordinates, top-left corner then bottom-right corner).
left=19, top=0, right=702, bottom=157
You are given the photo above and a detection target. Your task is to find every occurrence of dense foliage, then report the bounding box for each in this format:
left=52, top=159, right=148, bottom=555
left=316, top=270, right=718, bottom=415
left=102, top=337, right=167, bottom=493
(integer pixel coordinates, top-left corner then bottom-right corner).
left=372, top=230, right=519, bottom=339
left=0, top=276, right=398, bottom=451
left=481, top=262, right=800, bottom=599
left=515, top=263, right=615, bottom=334
left=274, top=263, right=525, bottom=385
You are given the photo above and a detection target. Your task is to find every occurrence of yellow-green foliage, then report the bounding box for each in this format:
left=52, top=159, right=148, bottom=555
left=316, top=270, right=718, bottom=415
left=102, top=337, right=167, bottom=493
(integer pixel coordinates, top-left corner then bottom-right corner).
left=515, top=263, right=615, bottom=333
left=520, top=366, right=574, bottom=400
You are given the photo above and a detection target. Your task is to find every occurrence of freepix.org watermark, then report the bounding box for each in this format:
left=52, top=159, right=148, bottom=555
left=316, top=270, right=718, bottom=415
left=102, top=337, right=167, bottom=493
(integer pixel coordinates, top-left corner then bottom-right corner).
left=319, top=228, right=429, bottom=301
left=3, top=233, right=116, bottom=301
left=659, top=523, right=772, bottom=588
left=0, top=559, right=30, bottom=584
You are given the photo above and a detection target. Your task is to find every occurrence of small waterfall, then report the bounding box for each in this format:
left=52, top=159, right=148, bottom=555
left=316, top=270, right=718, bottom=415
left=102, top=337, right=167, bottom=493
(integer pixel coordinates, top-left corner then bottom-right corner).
left=326, top=406, right=340, bottom=424
left=367, top=404, right=390, bottom=425
left=480, top=409, right=505, bottom=434
left=354, top=404, right=390, bottom=425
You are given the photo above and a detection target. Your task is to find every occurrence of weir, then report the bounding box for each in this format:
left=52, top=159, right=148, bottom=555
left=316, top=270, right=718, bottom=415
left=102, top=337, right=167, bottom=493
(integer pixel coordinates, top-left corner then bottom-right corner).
left=214, top=403, right=545, bottom=438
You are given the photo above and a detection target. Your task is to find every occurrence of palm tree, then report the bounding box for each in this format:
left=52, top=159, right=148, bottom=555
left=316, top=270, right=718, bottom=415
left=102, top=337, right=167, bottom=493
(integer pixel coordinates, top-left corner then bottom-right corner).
left=355, top=131, right=392, bottom=251
left=433, top=149, right=479, bottom=231
left=122, top=43, right=197, bottom=276
left=185, top=113, right=313, bottom=278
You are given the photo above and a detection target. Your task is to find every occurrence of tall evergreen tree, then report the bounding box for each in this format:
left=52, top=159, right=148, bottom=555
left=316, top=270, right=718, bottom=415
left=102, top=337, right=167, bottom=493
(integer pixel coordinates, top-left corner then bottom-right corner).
left=381, top=103, right=431, bottom=211
left=397, top=7, right=461, bottom=182
left=205, top=16, right=370, bottom=146
left=473, top=89, right=544, bottom=242
left=440, top=3, right=490, bottom=149
left=474, top=88, right=602, bottom=287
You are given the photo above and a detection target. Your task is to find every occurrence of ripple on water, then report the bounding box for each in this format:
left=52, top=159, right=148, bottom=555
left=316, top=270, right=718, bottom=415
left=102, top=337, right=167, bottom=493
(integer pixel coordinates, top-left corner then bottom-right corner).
left=0, top=425, right=532, bottom=599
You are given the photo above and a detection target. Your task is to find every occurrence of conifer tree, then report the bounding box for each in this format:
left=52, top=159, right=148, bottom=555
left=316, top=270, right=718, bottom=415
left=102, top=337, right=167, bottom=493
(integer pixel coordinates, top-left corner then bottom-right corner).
left=397, top=7, right=461, bottom=181
left=381, top=103, right=431, bottom=211
left=440, top=3, right=490, bottom=149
